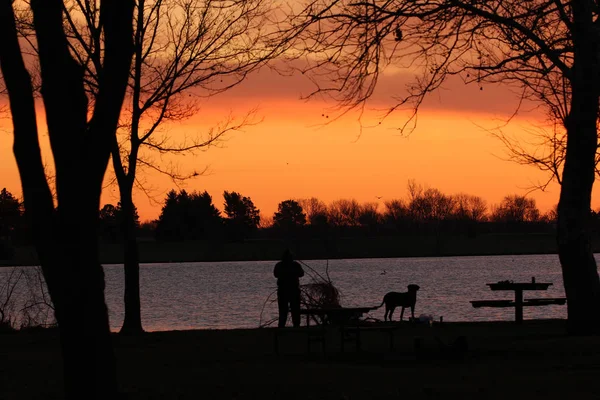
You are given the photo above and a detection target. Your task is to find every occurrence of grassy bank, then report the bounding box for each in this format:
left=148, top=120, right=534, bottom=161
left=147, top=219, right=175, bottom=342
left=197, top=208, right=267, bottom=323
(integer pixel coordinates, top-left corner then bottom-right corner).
left=2, top=232, right=587, bottom=266
left=3, top=319, right=600, bottom=399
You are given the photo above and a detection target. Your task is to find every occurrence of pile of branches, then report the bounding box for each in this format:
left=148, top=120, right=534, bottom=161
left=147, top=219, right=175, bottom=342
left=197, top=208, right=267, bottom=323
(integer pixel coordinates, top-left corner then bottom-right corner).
left=259, top=260, right=341, bottom=328
left=0, top=267, right=55, bottom=332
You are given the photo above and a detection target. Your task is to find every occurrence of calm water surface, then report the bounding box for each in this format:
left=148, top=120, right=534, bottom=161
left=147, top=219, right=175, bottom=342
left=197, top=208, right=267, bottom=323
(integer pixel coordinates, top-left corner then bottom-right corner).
left=2, top=254, right=571, bottom=331
left=103, top=253, right=569, bottom=331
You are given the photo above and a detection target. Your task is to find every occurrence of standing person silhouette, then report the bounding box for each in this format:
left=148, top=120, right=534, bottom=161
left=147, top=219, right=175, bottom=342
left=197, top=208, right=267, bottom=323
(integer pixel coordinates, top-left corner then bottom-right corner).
left=274, top=249, right=304, bottom=328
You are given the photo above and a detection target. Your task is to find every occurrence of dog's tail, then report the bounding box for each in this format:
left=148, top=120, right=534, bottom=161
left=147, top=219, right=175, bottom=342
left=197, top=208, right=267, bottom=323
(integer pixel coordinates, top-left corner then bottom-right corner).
left=373, top=298, right=385, bottom=309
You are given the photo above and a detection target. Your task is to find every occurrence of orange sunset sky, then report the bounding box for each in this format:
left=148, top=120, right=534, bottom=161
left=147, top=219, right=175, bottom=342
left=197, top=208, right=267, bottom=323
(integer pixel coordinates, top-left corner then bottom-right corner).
left=1, top=66, right=597, bottom=222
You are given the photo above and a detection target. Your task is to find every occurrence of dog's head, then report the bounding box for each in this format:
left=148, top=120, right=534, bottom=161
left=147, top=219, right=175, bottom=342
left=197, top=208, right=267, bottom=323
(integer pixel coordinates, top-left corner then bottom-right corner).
left=407, top=284, right=420, bottom=292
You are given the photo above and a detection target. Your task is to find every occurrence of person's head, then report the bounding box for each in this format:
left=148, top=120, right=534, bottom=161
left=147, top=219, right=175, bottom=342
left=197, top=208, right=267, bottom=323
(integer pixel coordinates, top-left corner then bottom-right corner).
left=282, top=249, right=293, bottom=262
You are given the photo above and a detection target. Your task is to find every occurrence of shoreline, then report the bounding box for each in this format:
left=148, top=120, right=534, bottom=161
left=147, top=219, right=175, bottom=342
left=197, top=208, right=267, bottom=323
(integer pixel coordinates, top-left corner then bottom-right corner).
left=2, top=232, right=583, bottom=267
left=0, top=249, right=562, bottom=268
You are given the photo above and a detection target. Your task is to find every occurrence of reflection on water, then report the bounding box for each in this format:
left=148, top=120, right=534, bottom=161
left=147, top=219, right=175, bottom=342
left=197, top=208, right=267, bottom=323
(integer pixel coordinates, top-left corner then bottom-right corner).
left=103, top=253, right=568, bottom=331
left=1, top=254, right=571, bottom=331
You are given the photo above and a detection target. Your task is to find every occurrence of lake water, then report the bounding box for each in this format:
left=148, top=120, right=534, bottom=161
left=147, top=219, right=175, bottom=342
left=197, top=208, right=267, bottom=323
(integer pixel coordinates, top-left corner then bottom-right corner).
left=1, top=254, right=571, bottom=331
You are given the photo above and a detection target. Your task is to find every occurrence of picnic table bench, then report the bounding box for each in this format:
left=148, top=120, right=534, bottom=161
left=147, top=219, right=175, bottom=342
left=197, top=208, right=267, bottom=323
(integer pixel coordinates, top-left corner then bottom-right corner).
left=273, top=326, right=327, bottom=355
left=470, top=298, right=566, bottom=308
left=274, top=306, right=379, bottom=354
left=299, top=306, right=377, bottom=327
left=302, top=306, right=379, bottom=352
left=339, top=324, right=404, bottom=351
left=470, top=279, right=566, bottom=323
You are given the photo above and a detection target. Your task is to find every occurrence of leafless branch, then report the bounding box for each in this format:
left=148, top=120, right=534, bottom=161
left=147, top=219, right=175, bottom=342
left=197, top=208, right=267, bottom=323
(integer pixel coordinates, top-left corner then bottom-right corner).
left=277, top=0, right=598, bottom=184
left=65, top=0, right=285, bottom=207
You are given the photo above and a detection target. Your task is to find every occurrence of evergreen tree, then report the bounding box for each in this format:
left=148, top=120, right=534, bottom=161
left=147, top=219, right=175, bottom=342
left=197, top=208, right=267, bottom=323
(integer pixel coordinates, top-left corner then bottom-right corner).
left=273, top=200, right=306, bottom=231
left=155, top=190, right=222, bottom=241
left=223, top=191, right=260, bottom=241
left=0, top=188, right=23, bottom=240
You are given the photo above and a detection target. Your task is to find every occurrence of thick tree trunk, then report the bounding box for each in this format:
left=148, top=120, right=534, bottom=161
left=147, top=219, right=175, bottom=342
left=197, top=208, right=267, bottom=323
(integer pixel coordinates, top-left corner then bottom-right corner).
left=1, top=1, right=134, bottom=397
left=0, top=3, right=118, bottom=398
left=558, top=126, right=600, bottom=334
left=117, top=0, right=145, bottom=335
left=558, top=2, right=600, bottom=335
left=119, top=185, right=144, bottom=335
left=558, top=122, right=600, bottom=334
left=52, top=209, right=118, bottom=398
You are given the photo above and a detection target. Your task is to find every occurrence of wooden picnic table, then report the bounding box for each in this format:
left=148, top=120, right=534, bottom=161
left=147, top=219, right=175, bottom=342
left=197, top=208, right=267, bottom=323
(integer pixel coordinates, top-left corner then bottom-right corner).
left=299, top=306, right=377, bottom=327
left=275, top=306, right=401, bottom=354
left=471, top=279, right=566, bottom=323
left=298, top=306, right=379, bottom=352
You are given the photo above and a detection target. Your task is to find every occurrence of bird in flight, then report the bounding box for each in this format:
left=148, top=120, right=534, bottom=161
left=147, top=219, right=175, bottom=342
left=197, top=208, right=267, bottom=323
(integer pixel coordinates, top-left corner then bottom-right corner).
left=375, top=196, right=383, bottom=200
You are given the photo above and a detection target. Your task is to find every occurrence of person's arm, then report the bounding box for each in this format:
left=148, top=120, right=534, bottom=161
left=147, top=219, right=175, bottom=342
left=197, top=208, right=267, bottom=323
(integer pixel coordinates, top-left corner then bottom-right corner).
left=274, top=263, right=280, bottom=278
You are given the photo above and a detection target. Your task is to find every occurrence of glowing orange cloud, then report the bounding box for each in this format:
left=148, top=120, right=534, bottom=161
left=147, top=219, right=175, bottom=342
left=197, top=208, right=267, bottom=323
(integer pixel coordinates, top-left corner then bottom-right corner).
left=0, top=68, right=596, bottom=223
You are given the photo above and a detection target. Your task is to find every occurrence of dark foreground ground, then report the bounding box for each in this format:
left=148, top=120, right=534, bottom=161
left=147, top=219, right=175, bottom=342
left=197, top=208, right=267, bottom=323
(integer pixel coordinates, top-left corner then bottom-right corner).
left=2, top=319, right=600, bottom=399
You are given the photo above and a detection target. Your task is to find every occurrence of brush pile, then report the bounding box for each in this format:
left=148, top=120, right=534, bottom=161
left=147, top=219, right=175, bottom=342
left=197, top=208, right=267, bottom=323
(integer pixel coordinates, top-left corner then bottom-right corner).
left=259, top=260, right=342, bottom=327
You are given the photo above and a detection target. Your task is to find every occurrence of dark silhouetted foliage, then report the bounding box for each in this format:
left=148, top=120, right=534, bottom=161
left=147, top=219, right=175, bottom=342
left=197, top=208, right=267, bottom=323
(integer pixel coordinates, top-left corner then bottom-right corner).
left=273, top=199, right=306, bottom=232
left=382, top=199, right=410, bottom=230
left=358, top=202, right=380, bottom=231
left=408, top=185, right=455, bottom=222
left=0, top=188, right=22, bottom=237
left=491, top=195, right=541, bottom=224
left=0, top=188, right=23, bottom=258
left=99, top=202, right=140, bottom=242
left=223, top=190, right=260, bottom=241
left=328, top=199, right=361, bottom=227
left=155, top=190, right=223, bottom=241
left=141, top=182, right=560, bottom=241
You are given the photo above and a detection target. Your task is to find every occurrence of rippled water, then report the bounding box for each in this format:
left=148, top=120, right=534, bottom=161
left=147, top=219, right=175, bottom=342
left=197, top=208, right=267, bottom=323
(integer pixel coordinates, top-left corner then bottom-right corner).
left=1, top=254, right=572, bottom=331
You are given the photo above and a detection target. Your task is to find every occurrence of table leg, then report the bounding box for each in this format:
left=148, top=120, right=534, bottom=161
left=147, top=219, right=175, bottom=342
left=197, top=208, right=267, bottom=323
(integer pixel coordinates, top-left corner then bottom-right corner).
left=515, top=289, right=523, bottom=323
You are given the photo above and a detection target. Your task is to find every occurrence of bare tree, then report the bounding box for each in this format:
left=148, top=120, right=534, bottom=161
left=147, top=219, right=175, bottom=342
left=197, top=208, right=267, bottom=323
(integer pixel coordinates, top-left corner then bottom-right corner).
left=491, top=121, right=570, bottom=190
left=0, top=268, right=24, bottom=330
left=0, top=0, right=133, bottom=397
left=258, top=212, right=274, bottom=229
left=327, top=198, right=361, bottom=227
left=0, top=267, right=55, bottom=331
left=20, top=266, right=55, bottom=329
left=358, top=201, right=380, bottom=229
left=64, top=0, right=281, bottom=334
left=453, top=193, right=488, bottom=223
left=541, top=204, right=559, bottom=224
left=406, top=179, right=424, bottom=204
left=409, top=187, right=455, bottom=222
left=383, top=198, right=410, bottom=227
left=298, top=197, right=329, bottom=226
left=285, top=0, right=600, bottom=334
left=491, top=195, right=541, bottom=223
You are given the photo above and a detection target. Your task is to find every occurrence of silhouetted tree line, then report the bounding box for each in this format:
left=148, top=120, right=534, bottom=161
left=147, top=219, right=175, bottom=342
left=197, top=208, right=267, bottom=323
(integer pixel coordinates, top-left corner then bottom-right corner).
left=152, top=190, right=260, bottom=242
left=283, top=0, right=600, bottom=335
left=144, top=185, right=563, bottom=241
left=129, top=184, right=571, bottom=241
left=0, top=185, right=596, bottom=250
